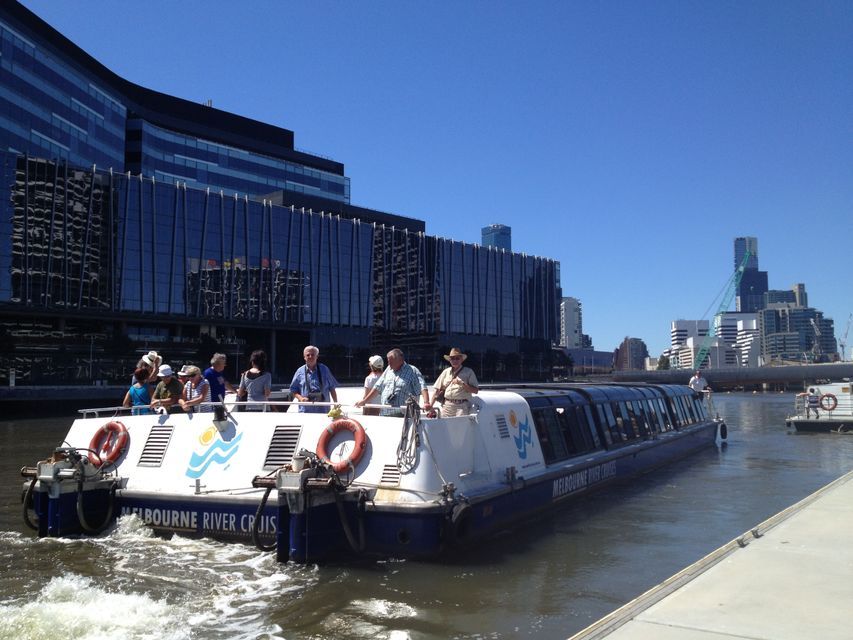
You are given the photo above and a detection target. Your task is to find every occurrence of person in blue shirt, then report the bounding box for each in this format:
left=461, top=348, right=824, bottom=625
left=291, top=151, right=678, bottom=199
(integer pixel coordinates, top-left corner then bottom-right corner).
left=355, top=348, right=429, bottom=416
left=290, top=345, right=339, bottom=413
left=203, top=352, right=235, bottom=403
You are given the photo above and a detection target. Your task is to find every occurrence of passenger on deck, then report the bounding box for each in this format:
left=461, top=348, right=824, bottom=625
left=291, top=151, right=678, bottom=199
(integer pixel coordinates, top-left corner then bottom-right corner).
left=354, top=348, right=429, bottom=416
left=179, top=365, right=212, bottom=413
left=426, top=347, right=479, bottom=417
left=688, top=370, right=710, bottom=395
left=204, top=353, right=235, bottom=403
left=797, top=388, right=821, bottom=419
left=360, top=355, right=385, bottom=416
left=132, top=350, right=161, bottom=385
left=123, top=367, right=152, bottom=415
left=238, top=349, right=272, bottom=411
left=290, top=345, right=339, bottom=413
left=150, top=364, right=184, bottom=414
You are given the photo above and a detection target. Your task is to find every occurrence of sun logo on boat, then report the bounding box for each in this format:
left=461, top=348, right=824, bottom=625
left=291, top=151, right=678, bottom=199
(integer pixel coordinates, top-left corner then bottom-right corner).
left=509, top=411, right=533, bottom=459
left=185, top=427, right=243, bottom=479
left=199, top=426, right=217, bottom=446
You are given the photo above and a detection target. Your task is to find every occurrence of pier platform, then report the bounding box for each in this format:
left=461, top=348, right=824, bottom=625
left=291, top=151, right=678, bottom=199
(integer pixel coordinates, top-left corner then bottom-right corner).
left=570, top=469, right=853, bottom=640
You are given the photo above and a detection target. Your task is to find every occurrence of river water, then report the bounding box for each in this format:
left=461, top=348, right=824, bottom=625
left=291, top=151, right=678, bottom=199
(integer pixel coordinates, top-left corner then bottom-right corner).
left=1, top=393, right=851, bottom=640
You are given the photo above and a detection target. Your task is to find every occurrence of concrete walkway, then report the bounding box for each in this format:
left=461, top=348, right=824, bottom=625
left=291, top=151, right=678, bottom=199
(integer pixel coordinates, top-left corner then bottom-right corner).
left=570, top=469, right=853, bottom=640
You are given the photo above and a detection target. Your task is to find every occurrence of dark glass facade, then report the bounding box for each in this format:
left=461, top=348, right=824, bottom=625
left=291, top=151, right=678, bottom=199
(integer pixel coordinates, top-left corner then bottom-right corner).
left=126, top=119, right=350, bottom=201
left=0, top=154, right=561, bottom=383
left=0, top=3, right=561, bottom=385
left=0, top=18, right=126, bottom=170
left=0, top=3, right=349, bottom=203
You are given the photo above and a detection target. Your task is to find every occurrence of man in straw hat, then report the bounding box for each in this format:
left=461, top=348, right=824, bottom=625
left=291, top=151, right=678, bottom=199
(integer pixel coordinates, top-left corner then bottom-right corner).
left=427, top=348, right=479, bottom=417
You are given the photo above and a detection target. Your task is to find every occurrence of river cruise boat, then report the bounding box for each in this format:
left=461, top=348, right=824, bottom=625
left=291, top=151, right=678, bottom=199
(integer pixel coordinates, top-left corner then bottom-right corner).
left=786, top=380, right=853, bottom=433
left=22, top=383, right=726, bottom=563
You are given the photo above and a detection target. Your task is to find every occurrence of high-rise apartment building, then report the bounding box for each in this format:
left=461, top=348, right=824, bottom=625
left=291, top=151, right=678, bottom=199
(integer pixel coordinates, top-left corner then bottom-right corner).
left=671, top=319, right=709, bottom=348
left=559, top=297, right=582, bottom=348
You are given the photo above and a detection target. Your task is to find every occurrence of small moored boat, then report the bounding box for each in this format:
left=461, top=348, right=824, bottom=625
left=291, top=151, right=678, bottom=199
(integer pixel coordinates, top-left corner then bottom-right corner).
left=21, top=383, right=726, bottom=563
left=785, top=380, right=853, bottom=434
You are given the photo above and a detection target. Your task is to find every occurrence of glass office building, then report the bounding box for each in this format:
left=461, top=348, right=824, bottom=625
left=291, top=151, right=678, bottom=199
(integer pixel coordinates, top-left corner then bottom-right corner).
left=0, top=3, right=561, bottom=384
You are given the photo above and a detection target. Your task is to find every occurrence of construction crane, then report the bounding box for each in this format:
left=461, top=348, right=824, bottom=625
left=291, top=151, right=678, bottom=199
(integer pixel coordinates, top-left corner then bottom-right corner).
left=692, top=249, right=751, bottom=370
left=841, top=313, right=852, bottom=361
left=809, top=318, right=821, bottom=362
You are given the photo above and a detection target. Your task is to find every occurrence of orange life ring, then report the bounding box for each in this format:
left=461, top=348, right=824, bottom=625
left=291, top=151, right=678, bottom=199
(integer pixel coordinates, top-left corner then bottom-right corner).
left=820, top=393, right=838, bottom=412
left=316, top=418, right=368, bottom=474
left=88, top=421, right=129, bottom=466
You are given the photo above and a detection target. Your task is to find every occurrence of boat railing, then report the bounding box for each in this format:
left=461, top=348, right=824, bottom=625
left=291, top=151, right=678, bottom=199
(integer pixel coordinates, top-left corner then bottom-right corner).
left=702, top=391, right=720, bottom=420
left=77, top=400, right=399, bottom=420
left=790, top=393, right=851, bottom=418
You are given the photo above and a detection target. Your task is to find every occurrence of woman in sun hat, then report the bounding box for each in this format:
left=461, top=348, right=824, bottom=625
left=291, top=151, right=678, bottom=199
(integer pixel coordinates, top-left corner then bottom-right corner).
left=360, top=355, right=385, bottom=416
left=178, top=365, right=212, bottom=413
left=133, top=350, right=162, bottom=384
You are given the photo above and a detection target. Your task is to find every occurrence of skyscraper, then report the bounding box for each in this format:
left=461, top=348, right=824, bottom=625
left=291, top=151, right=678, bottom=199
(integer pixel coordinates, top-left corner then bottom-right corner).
left=734, top=236, right=759, bottom=270
left=481, top=224, right=511, bottom=250
left=734, top=236, right=768, bottom=313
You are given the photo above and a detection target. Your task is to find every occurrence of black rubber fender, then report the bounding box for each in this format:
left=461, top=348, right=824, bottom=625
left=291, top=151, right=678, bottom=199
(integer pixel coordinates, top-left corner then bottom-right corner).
left=448, top=502, right=472, bottom=544
left=719, top=422, right=728, bottom=440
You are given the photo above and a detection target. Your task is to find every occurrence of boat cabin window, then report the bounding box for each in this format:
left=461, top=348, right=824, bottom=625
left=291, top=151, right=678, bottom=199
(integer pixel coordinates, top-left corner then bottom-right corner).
left=594, top=404, right=615, bottom=446
left=582, top=405, right=601, bottom=448
left=532, top=408, right=570, bottom=464
left=656, top=398, right=673, bottom=430
left=555, top=404, right=600, bottom=455
left=598, top=403, right=622, bottom=444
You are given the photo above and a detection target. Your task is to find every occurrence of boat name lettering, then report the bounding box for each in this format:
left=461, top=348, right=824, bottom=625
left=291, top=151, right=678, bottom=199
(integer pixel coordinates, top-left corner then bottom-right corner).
left=120, top=506, right=276, bottom=534
left=121, top=506, right=198, bottom=529
left=552, top=461, right=617, bottom=500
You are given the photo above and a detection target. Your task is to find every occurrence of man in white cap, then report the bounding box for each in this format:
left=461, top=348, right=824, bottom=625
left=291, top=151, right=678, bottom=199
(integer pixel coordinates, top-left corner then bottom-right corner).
left=427, top=348, right=479, bottom=417
left=150, top=364, right=184, bottom=413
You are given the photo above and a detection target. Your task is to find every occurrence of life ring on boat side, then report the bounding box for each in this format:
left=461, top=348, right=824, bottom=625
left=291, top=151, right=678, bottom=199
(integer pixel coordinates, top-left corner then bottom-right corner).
left=316, top=418, right=368, bottom=474
left=88, top=421, right=129, bottom=466
left=819, top=394, right=838, bottom=412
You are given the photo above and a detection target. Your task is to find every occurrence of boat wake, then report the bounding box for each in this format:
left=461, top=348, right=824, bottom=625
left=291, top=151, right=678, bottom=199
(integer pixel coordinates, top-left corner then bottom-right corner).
left=0, top=515, right=317, bottom=640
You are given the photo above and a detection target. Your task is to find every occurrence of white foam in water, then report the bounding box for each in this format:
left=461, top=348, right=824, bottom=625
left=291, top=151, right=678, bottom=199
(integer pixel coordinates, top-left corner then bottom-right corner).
left=0, top=574, right=189, bottom=640
left=1, top=514, right=311, bottom=640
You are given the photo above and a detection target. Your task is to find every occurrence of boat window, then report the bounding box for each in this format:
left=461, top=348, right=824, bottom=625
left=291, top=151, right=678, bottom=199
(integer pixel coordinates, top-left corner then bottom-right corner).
left=646, top=399, right=666, bottom=432
left=669, top=397, right=686, bottom=427
left=532, top=408, right=569, bottom=464
left=555, top=405, right=600, bottom=455
left=631, top=400, right=650, bottom=436
left=583, top=405, right=601, bottom=448
left=681, top=396, right=696, bottom=424
left=693, top=396, right=708, bottom=420
left=595, top=404, right=614, bottom=446
left=617, top=402, right=639, bottom=440
left=680, top=396, right=696, bottom=424
left=656, top=398, right=673, bottom=430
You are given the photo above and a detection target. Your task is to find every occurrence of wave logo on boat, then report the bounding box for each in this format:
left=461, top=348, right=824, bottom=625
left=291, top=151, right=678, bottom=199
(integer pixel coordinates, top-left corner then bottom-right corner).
left=509, top=410, right=533, bottom=459
left=185, top=426, right=242, bottom=479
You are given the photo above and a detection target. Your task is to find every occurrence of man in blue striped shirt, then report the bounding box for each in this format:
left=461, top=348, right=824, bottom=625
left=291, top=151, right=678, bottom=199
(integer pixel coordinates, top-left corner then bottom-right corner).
left=355, top=348, right=429, bottom=416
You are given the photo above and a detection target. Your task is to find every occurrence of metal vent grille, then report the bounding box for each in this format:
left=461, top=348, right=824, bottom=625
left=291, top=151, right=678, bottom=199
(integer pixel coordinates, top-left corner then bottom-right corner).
left=495, top=414, right=510, bottom=439
left=264, top=425, right=302, bottom=469
left=137, top=424, right=175, bottom=467
left=380, top=464, right=401, bottom=486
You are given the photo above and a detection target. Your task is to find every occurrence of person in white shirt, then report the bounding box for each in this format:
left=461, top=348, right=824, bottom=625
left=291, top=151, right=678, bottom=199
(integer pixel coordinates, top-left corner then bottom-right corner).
left=688, top=370, right=709, bottom=394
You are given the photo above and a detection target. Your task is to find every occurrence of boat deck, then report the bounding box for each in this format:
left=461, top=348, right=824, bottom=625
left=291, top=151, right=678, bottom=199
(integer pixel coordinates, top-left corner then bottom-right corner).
left=570, top=469, right=853, bottom=640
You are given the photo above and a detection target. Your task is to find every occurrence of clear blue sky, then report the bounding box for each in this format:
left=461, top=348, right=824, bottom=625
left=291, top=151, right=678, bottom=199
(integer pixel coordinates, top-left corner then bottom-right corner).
left=20, top=0, right=853, bottom=356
